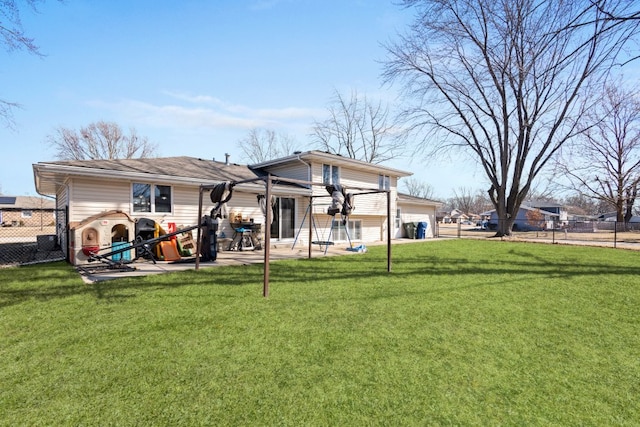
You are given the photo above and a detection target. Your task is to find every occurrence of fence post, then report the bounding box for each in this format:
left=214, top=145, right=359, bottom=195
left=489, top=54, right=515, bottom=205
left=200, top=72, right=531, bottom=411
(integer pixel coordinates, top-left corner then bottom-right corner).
left=457, top=221, right=461, bottom=238
left=614, top=221, right=617, bottom=248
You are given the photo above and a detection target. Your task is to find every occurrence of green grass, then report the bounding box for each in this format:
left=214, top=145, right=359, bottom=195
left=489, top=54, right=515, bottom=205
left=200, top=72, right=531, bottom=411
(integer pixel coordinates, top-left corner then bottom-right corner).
left=1, top=240, right=639, bottom=426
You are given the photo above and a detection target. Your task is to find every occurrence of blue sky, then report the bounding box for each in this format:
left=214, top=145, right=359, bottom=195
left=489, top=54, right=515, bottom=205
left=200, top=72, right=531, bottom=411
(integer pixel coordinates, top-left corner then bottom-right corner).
left=1, top=0, right=479, bottom=198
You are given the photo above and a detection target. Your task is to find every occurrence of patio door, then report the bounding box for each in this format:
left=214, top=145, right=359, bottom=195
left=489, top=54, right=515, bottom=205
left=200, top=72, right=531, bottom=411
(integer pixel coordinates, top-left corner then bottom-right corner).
left=270, top=197, right=295, bottom=240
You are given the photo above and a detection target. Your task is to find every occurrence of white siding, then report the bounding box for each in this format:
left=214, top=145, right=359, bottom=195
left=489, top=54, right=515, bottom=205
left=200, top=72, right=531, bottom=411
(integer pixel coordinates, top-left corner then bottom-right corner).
left=218, top=190, right=266, bottom=238
left=68, top=178, right=213, bottom=230
left=290, top=214, right=389, bottom=247
left=265, top=162, right=310, bottom=183
left=352, top=193, right=390, bottom=216
left=56, top=184, right=68, bottom=211
left=170, top=185, right=204, bottom=226
left=308, top=162, right=396, bottom=217
left=360, top=216, right=389, bottom=242
left=69, top=178, right=132, bottom=222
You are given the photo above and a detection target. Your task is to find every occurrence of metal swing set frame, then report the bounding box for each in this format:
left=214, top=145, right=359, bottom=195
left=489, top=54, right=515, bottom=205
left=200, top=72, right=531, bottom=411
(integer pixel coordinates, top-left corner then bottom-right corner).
left=292, top=200, right=353, bottom=255
left=195, top=174, right=393, bottom=297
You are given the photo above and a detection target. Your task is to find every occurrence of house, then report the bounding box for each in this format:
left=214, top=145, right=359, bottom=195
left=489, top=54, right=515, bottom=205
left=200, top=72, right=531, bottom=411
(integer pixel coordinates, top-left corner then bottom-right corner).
left=522, top=200, right=568, bottom=224
left=564, top=205, right=593, bottom=222
left=0, top=195, right=56, bottom=227
left=439, top=209, right=469, bottom=224
left=485, top=205, right=560, bottom=231
left=33, top=151, right=440, bottom=265
left=450, top=209, right=469, bottom=223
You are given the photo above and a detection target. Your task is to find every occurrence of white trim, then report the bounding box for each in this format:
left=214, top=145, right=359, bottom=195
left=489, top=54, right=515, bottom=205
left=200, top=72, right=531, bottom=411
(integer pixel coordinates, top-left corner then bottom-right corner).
left=251, top=150, right=412, bottom=177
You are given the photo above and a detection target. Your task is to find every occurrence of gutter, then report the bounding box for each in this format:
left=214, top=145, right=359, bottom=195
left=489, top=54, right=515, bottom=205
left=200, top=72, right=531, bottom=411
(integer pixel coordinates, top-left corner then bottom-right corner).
left=251, top=150, right=412, bottom=177
left=33, top=162, right=311, bottom=197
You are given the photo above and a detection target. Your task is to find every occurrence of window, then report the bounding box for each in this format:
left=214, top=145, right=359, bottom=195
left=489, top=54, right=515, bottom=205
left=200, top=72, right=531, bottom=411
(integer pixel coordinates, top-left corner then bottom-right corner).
left=378, top=174, right=390, bottom=190
left=323, top=164, right=340, bottom=185
left=334, top=220, right=362, bottom=241
left=21, top=210, right=33, bottom=218
left=133, top=183, right=172, bottom=213
left=395, top=208, right=401, bottom=228
left=155, top=185, right=172, bottom=213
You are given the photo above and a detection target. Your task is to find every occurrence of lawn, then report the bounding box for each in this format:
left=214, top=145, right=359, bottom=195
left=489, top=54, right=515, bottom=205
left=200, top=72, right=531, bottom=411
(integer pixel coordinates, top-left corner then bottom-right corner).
left=1, top=239, right=639, bottom=425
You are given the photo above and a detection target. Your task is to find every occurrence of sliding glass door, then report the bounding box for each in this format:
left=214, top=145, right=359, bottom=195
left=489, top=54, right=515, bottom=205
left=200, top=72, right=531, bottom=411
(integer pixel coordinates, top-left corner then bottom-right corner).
left=270, top=197, right=295, bottom=240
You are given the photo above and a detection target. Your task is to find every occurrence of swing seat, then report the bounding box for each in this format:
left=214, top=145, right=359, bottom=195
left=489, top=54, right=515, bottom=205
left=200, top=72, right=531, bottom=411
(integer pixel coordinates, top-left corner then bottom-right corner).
left=312, top=240, right=334, bottom=246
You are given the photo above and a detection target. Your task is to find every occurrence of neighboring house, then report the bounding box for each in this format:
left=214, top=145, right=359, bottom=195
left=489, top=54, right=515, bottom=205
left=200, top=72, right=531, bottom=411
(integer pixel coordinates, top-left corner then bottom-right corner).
left=440, top=209, right=469, bottom=224
left=450, top=209, right=469, bottom=223
left=485, top=205, right=560, bottom=231
left=0, top=195, right=56, bottom=227
left=564, top=205, right=593, bottom=222
left=436, top=211, right=448, bottom=224
left=33, top=151, right=439, bottom=264
left=598, top=212, right=618, bottom=221
left=522, top=200, right=568, bottom=224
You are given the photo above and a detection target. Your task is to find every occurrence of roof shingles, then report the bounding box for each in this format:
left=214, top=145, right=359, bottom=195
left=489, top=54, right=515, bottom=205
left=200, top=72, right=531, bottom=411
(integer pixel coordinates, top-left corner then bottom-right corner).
left=46, top=156, right=261, bottom=182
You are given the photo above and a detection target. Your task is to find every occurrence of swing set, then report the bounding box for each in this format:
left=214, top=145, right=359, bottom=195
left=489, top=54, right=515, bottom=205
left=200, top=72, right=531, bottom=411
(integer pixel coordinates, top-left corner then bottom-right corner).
left=292, top=184, right=357, bottom=254
left=195, top=174, right=393, bottom=297
left=293, top=204, right=352, bottom=254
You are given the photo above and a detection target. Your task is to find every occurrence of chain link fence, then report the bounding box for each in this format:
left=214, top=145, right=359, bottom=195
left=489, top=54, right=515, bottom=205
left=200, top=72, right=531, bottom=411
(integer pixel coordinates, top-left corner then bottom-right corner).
left=436, top=219, right=640, bottom=249
left=0, top=208, right=67, bottom=266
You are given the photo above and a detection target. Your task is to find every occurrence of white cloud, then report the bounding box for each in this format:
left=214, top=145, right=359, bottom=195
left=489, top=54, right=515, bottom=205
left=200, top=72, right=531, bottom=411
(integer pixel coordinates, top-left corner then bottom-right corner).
left=160, top=90, right=226, bottom=106
left=87, top=94, right=324, bottom=132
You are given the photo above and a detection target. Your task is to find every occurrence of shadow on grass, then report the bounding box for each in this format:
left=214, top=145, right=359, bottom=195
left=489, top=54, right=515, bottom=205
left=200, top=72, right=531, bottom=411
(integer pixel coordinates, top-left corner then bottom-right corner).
left=2, top=242, right=640, bottom=307
left=0, top=262, right=93, bottom=308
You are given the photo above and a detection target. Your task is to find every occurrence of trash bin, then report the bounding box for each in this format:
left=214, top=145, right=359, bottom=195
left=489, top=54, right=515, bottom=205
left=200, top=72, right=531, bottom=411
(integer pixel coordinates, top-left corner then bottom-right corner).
left=416, top=221, right=428, bottom=239
left=200, top=216, right=218, bottom=261
left=404, top=222, right=416, bottom=239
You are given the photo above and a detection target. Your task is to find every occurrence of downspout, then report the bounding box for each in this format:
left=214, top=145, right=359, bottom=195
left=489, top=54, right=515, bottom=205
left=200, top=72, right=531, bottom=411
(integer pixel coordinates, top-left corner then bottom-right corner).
left=296, top=153, right=313, bottom=250
left=295, top=152, right=312, bottom=188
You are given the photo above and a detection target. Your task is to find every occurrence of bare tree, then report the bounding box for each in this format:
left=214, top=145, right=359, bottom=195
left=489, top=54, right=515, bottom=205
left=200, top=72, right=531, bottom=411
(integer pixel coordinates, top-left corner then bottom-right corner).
left=1, top=1, right=60, bottom=127
left=47, top=121, right=158, bottom=160
left=401, top=176, right=435, bottom=198
left=562, top=192, right=608, bottom=216
left=449, top=187, right=492, bottom=215
left=471, top=190, right=493, bottom=215
left=558, top=83, right=640, bottom=223
left=383, top=0, right=640, bottom=236
left=311, top=89, right=403, bottom=164
left=560, top=1, right=640, bottom=62
left=451, top=187, right=474, bottom=216
left=238, top=128, right=298, bottom=164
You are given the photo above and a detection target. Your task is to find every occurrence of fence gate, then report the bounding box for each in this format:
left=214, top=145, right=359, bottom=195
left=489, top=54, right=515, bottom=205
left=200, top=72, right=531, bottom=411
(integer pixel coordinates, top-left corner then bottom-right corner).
left=0, top=208, right=67, bottom=266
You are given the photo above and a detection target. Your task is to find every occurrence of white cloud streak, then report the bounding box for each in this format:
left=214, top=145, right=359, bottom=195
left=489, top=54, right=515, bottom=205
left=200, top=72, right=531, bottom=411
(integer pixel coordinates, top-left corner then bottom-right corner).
left=88, top=92, right=324, bottom=132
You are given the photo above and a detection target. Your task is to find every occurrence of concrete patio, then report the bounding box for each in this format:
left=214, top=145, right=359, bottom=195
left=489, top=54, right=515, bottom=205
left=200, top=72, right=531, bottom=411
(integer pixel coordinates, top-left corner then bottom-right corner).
left=77, top=240, right=377, bottom=283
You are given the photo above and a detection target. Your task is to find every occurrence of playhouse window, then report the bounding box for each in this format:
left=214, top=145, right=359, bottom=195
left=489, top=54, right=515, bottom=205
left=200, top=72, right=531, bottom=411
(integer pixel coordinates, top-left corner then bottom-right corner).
left=133, top=183, right=172, bottom=213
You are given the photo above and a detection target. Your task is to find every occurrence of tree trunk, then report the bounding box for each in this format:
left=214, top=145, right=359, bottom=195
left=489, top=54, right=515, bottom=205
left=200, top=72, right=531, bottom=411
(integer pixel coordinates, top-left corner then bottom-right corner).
left=624, top=186, right=637, bottom=224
